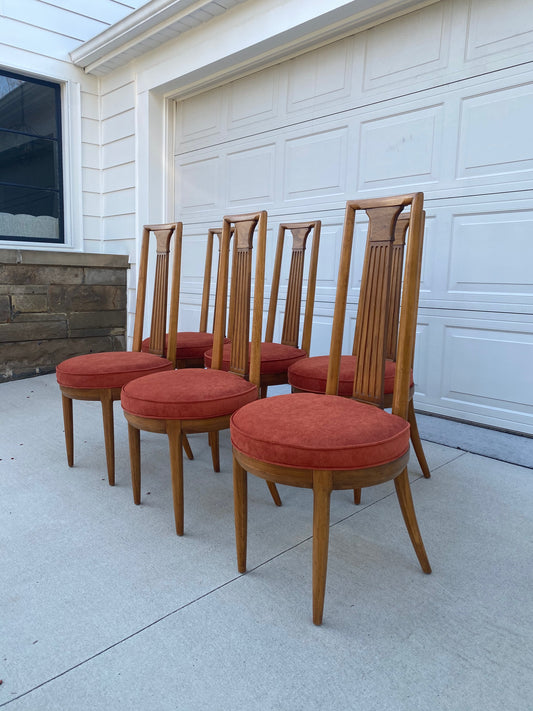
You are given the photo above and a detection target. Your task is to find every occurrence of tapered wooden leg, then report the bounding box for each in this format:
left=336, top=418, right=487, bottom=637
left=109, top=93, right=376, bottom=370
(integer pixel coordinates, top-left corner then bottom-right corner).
left=353, top=488, right=361, bottom=505
left=233, top=456, right=248, bottom=574
left=167, top=421, right=184, bottom=536
left=101, top=392, right=115, bottom=486
left=312, top=470, right=333, bottom=625
left=61, top=394, right=74, bottom=467
left=209, top=431, right=220, bottom=473
left=408, top=400, right=431, bottom=478
left=394, top=467, right=431, bottom=574
left=267, top=481, right=282, bottom=506
left=128, top=423, right=141, bottom=505
left=182, top=434, right=194, bottom=461
left=260, top=384, right=268, bottom=399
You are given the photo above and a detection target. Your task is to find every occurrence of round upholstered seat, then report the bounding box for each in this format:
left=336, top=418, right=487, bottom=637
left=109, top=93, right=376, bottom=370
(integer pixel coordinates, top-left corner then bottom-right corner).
left=204, top=342, right=307, bottom=374
left=121, top=368, right=258, bottom=421
left=288, top=355, right=413, bottom=396
left=142, top=333, right=231, bottom=361
left=231, top=393, right=410, bottom=471
left=56, top=351, right=173, bottom=390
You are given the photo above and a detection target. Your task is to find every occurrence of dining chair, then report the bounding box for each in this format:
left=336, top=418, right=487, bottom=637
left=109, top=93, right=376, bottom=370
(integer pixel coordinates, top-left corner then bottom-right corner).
left=288, top=212, right=431, bottom=488
left=230, top=193, right=431, bottom=624
left=121, top=211, right=281, bottom=536
left=204, top=220, right=321, bottom=398
left=56, top=222, right=191, bottom=487
left=141, top=226, right=232, bottom=368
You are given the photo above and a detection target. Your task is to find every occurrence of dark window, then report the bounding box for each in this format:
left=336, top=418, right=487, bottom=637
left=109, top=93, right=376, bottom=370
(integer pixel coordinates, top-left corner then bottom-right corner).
left=0, top=70, right=63, bottom=243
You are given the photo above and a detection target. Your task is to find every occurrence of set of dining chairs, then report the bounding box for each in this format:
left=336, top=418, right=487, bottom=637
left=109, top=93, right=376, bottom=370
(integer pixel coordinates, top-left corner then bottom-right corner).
left=56, top=192, right=431, bottom=624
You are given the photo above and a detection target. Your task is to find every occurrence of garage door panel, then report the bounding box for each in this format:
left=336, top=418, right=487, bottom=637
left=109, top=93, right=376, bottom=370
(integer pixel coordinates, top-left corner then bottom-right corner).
left=176, top=87, right=225, bottom=147
left=283, top=127, right=349, bottom=202
left=229, top=66, right=280, bottom=128
left=449, top=210, right=533, bottom=301
left=358, top=104, right=443, bottom=190
left=226, top=143, right=276, bottom=206
left=466, top=0, right=533, bottom=61
left=363, top=2, right=452, bottom=91
left=176, top=155, right=220, bottom=211
left=457, top=83, right=533, bottom=182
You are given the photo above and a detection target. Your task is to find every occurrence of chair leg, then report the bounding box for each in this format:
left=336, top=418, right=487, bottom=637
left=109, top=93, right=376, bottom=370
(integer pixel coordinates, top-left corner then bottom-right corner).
left=100, top=392, right=115, bottom=486
left=167, top=421, right=185, bottom=536
left=353, top=488, right=361, bottom=505
left=394, top=467, right=431, bottom=574
left=260, top=384, right=268, bottom=399
left=209, top=431, right=220, bottom=473
left=233, top=456, right=248, bottom=574
left=267, top=481, right=282, bottom=507
left=182, top=434, right=194, bottom=461
left=61, top=393, right=74, bottom=467
left=128, top=423, right=141, bottom=505
left=408, top=400, right=431, bottom=478
left=312, top=470, right=333, bottom=626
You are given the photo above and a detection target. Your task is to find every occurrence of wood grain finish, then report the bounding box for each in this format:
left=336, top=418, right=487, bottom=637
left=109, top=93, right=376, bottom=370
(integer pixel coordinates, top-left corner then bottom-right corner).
left=232, top=193, right=431, bottom=625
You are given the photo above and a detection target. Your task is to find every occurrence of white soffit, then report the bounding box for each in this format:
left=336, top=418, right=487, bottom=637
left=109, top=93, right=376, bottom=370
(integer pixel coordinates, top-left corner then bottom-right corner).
left=70, top=0, right=439, bottom=78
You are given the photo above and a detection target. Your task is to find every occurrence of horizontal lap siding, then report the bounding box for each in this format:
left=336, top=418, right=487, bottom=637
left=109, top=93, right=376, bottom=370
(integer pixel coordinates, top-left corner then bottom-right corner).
left=172, top=0, right=533, bottom=433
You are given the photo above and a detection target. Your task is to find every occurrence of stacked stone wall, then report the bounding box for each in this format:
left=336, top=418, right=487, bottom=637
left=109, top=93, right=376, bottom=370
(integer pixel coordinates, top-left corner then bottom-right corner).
left=0, top=250, right=129, bottom=382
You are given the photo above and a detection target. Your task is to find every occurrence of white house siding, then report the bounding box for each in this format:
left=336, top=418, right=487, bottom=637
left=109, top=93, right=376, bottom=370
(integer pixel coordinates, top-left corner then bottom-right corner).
left=0, top=0, right=145, bottom=251
left=170, top=0, right=533, bottom=434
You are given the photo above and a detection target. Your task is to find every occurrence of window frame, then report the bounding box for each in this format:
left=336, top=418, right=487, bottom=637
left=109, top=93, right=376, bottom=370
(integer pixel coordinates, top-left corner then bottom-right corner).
left=0, top=68, right=64, bottom=245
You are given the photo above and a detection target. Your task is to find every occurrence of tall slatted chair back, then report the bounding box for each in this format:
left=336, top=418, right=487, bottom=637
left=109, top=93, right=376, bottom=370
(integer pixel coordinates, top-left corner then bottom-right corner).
left=264, top=221, right=321, bottom=354
left=210, top=212, right=267, bottom=386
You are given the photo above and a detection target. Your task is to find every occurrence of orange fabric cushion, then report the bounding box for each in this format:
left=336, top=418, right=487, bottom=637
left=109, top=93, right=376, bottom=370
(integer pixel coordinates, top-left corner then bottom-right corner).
left=204, top=342, right=307, bottom=374
left=230, top=393, right=410, bottom=471
left=56, top=352, right=173, bottom=389
left=142, top=333, right=230, bottom=360
left=121, top=368, right=258, bottom=420
left=288, top=355, right=413, bottom=396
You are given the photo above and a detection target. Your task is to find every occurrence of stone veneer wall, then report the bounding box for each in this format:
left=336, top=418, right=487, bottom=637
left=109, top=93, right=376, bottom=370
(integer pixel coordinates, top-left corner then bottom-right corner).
left=0, top=249, right=130, bottom=382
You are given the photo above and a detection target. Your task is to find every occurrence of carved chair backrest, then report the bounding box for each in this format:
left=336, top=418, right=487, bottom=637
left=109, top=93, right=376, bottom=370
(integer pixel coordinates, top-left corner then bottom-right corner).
left=210, top=212, right=267, bottom=387
left=132, top=223, right=182, bottom=366
left=325, top=194, right=424, bottom=419
left=264, top=220, right=321, bottom=354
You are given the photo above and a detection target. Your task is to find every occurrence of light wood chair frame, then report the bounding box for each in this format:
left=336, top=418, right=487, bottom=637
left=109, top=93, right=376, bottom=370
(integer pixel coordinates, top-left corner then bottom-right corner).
left=59, top=223, right=188, bottom=486
left=232, top=193, right=431, bottom=624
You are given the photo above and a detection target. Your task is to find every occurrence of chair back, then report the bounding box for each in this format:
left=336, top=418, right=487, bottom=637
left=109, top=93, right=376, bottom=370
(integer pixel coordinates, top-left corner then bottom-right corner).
left=200, top=227, right=236, bottom=337
left=264, top=221, right=321, bottom=354
left=210, top=212, right=267, bottom=387
left=132, top=223, right=182, bottom=366
left=325, top=194, right=424, bottom=419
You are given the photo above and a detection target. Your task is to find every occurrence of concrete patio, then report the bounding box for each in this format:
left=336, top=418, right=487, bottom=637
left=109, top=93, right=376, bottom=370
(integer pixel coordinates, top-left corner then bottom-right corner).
left=1, top=373, right=532, bottom=710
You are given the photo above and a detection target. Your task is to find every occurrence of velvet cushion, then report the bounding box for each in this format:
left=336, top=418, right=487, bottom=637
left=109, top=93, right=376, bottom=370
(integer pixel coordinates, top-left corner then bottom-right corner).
left=231, top=393, right=410, bottom=471
left=204, top=342, right=307, bottom=374
left=121, top=368, right=258, bottom=420
left=56, top=352, right=173, bottom=389
left=142, top=333, right=230, bottom=360
left=288, top=355, right=413, bottom=396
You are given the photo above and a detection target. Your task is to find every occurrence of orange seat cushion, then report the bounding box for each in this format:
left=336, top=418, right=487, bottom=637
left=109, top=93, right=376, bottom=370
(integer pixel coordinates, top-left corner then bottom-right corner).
left=288, top=355, right=413, bottom=396
left=231, top=393, right=410, bottom=471
left=56, top=352, right=173, bottom=390
left=142, top=333, right=230, bottom=360
left=121, top=368, right=258, bottom=420
left=204, top=342, right=307, bottom=374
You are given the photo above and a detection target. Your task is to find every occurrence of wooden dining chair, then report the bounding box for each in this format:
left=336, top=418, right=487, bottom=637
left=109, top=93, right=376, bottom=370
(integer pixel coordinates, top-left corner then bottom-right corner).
left=230, top=193, right=431, bottom=625
left=141, top=226, right=232, bottom=368
left=204, top=220, right=321, bottom=398
left=56, top=222, right=191, bottom=486
left=121, top=211, right=281, bottom=536
left=288, top=212, right=431, bottom=485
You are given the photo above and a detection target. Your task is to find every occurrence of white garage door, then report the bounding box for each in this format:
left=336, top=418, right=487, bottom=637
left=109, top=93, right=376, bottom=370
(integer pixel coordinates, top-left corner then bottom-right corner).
left=172, top=0, right=533, bottom=435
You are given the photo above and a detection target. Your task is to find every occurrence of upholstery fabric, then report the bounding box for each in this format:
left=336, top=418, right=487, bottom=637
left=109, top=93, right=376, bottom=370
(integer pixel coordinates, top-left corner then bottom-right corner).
left=230, top=393, right=410, bottom=471
left=142, top=333, right=230, bottom=360
left=204, top=342, right=307, bottom=374
left=288, top=355, right=414, bottom=396
left=121, top=368, right=258, bottom=420
left=56, top=352, right=173, bottom=389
